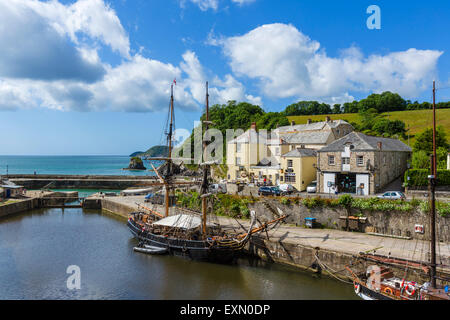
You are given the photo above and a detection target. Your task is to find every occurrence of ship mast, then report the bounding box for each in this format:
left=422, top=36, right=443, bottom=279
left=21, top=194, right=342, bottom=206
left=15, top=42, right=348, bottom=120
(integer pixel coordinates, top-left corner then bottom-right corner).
left=165, top=82, right=175, bottom=217
left=429, top=80, right=437, bottom=288
left=201, top=82, right=210, bottom=238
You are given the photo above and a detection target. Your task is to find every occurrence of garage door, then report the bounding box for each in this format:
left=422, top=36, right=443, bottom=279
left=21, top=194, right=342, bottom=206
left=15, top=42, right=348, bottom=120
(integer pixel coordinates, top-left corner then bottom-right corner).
left=356, top=174, right=369, bottom=196
left=323, top=173, right=336, bottom=193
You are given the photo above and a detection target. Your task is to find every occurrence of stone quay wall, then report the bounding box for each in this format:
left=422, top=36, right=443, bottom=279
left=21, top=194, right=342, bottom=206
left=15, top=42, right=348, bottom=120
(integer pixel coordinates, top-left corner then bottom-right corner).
left=248, top=199, right=450, bottom=242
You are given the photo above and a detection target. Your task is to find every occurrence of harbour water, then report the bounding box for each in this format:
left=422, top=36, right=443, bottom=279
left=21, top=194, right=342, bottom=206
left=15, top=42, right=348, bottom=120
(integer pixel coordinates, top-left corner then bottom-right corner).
left=0, top=207, right=358, bottom=300
left=0, top=155, right=160, bottom=176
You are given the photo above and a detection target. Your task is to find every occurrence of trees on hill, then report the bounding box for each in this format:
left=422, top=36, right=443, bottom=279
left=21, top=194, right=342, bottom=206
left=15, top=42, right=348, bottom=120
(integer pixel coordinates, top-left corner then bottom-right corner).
left=283, top=91, right=449, bottom=117
left=355, top=108, right=407, bottom=139
left=284, top=101, right=332, bottom=116
left=411, top=126, right=449, bottom=169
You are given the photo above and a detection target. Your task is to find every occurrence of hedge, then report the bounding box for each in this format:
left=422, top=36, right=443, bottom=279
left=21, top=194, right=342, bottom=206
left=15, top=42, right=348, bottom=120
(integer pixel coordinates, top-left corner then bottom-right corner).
left=404, top=169, right=450, bottom=187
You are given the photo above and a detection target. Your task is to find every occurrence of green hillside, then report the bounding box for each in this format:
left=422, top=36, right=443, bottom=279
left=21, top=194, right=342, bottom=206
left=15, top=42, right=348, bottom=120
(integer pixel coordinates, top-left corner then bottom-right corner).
left=129, top=145, right=170, bottom=157
left=287, top=108, right=450, bottom=146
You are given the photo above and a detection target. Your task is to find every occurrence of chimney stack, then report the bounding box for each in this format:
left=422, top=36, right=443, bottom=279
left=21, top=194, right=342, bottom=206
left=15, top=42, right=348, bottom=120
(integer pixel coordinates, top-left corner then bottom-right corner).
left=377, top=142, right=382, bottom=150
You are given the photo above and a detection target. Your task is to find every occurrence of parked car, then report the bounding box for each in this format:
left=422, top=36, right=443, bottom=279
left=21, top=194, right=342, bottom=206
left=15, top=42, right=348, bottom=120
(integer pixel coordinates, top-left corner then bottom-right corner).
left=209, top=183, right=227, bottom=194
left=306, top=181, right=317, bottom=193
left=269, top=186, right=284, bottom=196
left=377, top=191, right=406, bottom=200
left=278, top=184, right=296, bottom=194
left=258, top=186, right=273, bottom=196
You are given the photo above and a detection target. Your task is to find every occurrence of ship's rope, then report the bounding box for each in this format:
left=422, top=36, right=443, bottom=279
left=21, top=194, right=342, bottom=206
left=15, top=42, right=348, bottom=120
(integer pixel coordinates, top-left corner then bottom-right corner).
left=314, top=252, right=354, bottom=285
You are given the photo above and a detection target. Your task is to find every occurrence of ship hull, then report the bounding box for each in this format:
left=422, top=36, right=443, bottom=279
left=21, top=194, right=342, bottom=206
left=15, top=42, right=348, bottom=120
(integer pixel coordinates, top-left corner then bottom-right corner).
left=355, top=283, right=394, bottom=301
left=127, top=219, right=241, bottom=264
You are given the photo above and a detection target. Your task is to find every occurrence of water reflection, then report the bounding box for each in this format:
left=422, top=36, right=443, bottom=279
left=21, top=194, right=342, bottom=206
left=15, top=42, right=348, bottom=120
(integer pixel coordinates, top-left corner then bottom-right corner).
left=0, top=208, right=357, bottom=300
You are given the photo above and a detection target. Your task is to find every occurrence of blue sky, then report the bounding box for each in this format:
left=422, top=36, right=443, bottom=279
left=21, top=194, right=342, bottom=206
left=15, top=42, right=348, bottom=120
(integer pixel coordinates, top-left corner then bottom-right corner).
left=0, top=0, right=449, bottom=155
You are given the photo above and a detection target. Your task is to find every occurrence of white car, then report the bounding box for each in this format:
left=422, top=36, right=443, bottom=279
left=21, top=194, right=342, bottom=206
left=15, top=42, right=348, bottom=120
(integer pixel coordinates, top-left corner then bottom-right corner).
left=278, top=184, right=296, bottom=194
left=306, top=181, right=317, bottom=193
left=209, top=183, right=227, bottom=194
left=377, top=191, right=406, bottom=200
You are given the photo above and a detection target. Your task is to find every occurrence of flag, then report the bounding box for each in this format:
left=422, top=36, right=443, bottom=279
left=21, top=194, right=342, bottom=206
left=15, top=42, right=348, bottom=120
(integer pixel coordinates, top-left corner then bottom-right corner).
left=173, top=78, right=176, bottom=85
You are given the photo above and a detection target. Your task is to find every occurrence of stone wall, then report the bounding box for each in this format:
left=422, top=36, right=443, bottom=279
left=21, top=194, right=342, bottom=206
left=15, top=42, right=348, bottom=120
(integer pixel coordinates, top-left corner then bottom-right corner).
left=0, top=198, right=38, bottom=218
left=317, top=150, right=410, bottom=194
left=248, top=199, right=450, bottom=242
left=248, top=235, right=449, bottom=285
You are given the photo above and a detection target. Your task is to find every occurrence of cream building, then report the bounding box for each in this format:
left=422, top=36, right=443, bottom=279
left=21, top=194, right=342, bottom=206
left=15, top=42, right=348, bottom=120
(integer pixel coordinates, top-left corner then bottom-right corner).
left=226, top=118, right=353, bottom=185
left=280, top=148, right=317, bottom=191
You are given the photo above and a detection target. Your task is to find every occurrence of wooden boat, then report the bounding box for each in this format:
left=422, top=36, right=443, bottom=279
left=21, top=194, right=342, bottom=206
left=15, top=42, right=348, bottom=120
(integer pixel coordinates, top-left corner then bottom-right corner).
left=128, top=81, right=286, bottom=263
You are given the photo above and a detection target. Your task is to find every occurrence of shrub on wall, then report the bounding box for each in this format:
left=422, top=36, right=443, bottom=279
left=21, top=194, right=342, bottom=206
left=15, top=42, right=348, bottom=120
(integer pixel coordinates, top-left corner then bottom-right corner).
left=404, top=169, right=450, bottom=187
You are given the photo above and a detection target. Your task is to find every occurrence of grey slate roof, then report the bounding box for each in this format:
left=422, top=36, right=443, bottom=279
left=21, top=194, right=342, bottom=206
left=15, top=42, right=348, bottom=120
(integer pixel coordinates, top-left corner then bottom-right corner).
left=283, top=131, right=332, bottom=145
left=282, top=148, right=317, bottom=158
left=276, top=119, right=351, bottom=133
left=228, top=129, right=269, bottom=144
left=318, top=132, right=412, bottom=153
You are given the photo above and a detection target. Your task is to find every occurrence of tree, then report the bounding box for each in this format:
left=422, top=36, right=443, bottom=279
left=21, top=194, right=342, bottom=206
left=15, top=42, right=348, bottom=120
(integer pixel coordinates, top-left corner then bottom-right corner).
left=372, top=119, right=407, bottom=138
left=343, top=101, right=359, bottom=113
left=437, top=147, right=449, bottom=169
left=412, top=126, right=449, bottom=154
left=412, top=150, right=430, bottom=169
left=358, top=91, right=406, bottom=113
left=332, top=104, right=341, bottom=114
left=256, top=112, right=290, bottom=130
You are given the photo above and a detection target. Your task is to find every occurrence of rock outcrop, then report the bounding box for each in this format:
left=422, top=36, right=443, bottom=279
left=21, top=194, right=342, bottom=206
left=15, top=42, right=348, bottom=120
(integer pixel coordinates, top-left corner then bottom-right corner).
left=125, top=157, right=146, bottom=170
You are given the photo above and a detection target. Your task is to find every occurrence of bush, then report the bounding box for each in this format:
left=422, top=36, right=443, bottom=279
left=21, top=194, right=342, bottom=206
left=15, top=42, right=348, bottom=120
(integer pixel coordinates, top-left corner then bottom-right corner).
left=404, top=169, right=450, bottom=187
left=338, top=194, right=353, bottom=207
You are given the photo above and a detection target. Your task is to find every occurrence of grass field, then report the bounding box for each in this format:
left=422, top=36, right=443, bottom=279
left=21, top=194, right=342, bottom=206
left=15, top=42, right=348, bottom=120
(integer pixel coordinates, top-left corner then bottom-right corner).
left=287, top=108, right=450, bottom=146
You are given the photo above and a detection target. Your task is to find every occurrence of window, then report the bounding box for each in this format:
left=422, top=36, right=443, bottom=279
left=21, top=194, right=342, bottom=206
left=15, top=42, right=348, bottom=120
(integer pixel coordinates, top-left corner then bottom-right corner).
left=236, top=143, right=241, bottom=153
left=342, top=157, right=350, bottom=164
left=287, top=159, right=293, bottom=168
left=236, top=157, right=241, bottom=165
left=357, top=156, right=364, bottom=166
left=328, top=155, right=335, bottom=165
left=285, top=174, right=296, bottom=183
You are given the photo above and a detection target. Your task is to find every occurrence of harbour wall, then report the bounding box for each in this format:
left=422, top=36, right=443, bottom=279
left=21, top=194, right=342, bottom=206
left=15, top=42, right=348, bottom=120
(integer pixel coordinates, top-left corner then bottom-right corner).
left=0, top=191, right=78, bottom=218
left=10, top=175, right=158, bottom=190
left=248, top=236, right=450, bottom=285
left=248, top=199, right=450, bottom=242
left=0, top=198, right=38, bottom=218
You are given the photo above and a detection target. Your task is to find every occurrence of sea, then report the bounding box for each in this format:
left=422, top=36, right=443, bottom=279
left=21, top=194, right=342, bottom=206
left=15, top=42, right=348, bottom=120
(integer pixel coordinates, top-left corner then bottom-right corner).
left=0, top=155, right=160, bottom=176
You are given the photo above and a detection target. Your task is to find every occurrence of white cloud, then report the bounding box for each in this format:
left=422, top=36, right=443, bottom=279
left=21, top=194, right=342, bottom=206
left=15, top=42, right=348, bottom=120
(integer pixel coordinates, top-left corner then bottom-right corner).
left=0, top=0, right=202, bottom=112
left=0, top=0, right=106, bottom=83
left=181, top=50, right=262, bottom=105
left=183, top=0, right=219, bottom=11
left=26, top=0, right=131, bottom=58
left=231, top=0, right=256, bottom=5
left=182, top=0, right=256, bottom=11
left=216, top=23, right=443, bottom=101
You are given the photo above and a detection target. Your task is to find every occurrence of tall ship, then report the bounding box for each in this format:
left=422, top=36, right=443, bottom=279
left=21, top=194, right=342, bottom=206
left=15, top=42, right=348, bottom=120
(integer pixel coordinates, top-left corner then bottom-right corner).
left=127, top=81, right=286, bottom=263
left=348, top=81, right=450, bottom=300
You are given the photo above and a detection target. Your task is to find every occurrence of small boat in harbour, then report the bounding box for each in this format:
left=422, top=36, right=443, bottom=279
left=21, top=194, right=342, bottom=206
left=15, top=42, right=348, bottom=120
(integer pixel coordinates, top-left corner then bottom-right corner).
left=133, top=244, right=168, bottom=255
